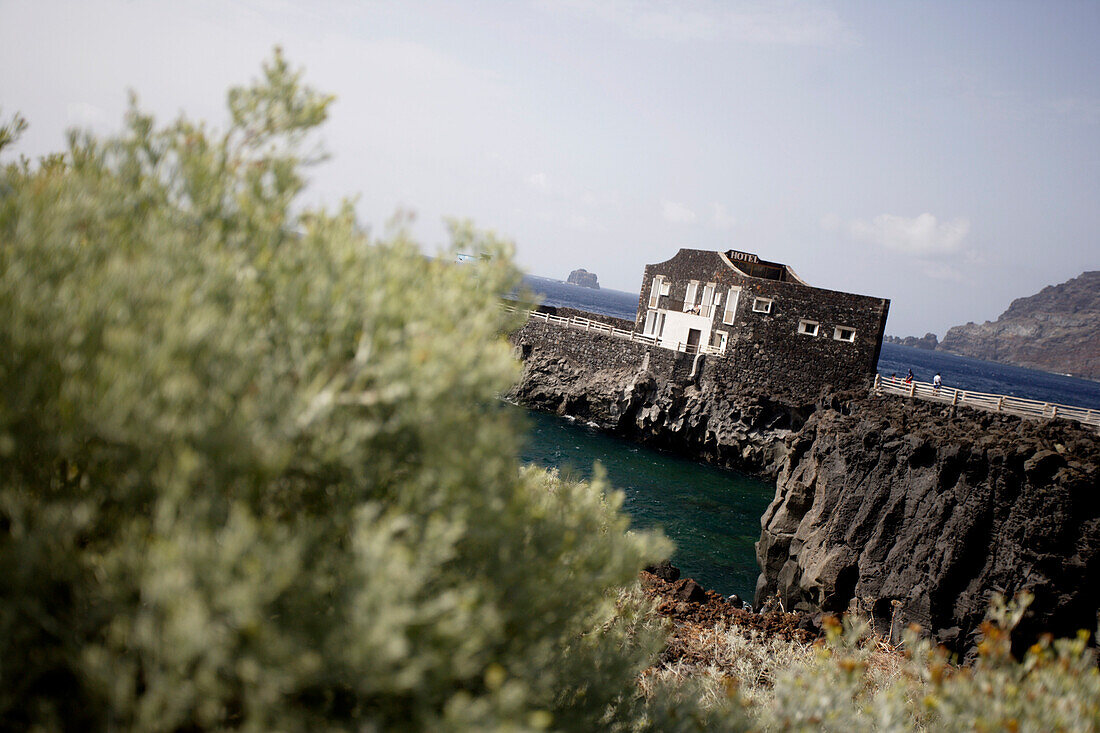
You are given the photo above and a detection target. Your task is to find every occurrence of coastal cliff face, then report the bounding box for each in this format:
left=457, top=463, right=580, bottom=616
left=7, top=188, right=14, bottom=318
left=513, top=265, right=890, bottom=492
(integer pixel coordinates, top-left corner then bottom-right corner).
left=756, top=392, right=1100, bottom=652
left=511, top=342, right=809, bottom=477
left=937, top=270, right=1100, bottom=379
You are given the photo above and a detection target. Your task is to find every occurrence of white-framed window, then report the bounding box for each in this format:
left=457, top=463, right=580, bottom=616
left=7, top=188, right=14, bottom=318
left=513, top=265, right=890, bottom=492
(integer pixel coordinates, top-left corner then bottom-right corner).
left=648, top=276, right=665, bottom=308
left=700, top=283, right=716, bottom=317
left=833, top=326, right=856, bottom=342
left=798, top=319, right=819, bottom=336
left=712, top=330, right=728, bottom=352
left=643, top=310, right=666, bottom=337
left=722, top=287, right=741, bottom=325
left=752, top=297, right=774, bottom=314
left=661, top=279, right=670, bottom=296
left=683, top=280, right=700, bottom=312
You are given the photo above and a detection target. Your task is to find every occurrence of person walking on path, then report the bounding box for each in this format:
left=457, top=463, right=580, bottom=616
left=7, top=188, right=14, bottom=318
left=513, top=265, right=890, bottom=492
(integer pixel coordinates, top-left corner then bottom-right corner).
left=933, top=372, right=942, bottom=393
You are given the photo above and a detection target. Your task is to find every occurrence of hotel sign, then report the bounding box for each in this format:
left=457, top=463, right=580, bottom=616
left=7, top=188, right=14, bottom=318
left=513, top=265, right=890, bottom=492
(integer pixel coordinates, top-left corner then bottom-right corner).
left=728, top=250, right=759, bottom=264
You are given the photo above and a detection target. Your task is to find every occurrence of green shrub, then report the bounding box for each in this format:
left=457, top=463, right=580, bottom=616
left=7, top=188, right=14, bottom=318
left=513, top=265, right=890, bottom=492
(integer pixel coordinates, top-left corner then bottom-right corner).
left=0, top=53, right=688, bottom=731
left=765, top=595, right=1099, bottom=731
left=646, top=594, right=1100, bottom=732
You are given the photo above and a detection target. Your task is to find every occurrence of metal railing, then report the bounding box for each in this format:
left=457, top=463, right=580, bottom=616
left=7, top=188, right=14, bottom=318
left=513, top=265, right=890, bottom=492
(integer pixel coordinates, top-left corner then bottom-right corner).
left=507, top=306, right=724, bottom=353
left=674, top=341, right=725, bottom=356
left=874, top=374, right=1100, bottom=431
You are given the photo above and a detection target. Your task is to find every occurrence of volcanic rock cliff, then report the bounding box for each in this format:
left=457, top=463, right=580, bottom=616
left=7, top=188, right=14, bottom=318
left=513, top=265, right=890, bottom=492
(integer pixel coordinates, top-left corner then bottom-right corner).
left=937, top=271, right=1100, bottom=380
left=511, top=338, right=813, bottom=477
left=755, top=391, right=1099, bottom=655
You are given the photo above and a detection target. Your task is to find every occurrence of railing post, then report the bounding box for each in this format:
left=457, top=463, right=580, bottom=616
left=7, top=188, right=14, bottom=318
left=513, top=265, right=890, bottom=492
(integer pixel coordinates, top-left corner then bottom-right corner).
left=873, top=373, right=881, bottom=392
left=909, top=381, right=916, bottom=398
left=1051, top=405, right=1058, bottom=418
left=997, top=396, right=1004, bottom=412
left=952, top=389, right=959, bottom=406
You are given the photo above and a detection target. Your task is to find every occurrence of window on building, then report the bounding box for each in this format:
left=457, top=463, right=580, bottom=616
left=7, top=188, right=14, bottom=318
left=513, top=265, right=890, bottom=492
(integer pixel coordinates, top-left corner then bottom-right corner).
left=648, top=276, right=665, bottom=309
left=683, top=281, right=700, bottom=312
left=712, top=330, right=728, bottom=352
left=700, top=283, right=716, bottom=317
left=833, top=326, right=856, bottom=342
left=752, top=297, right=774, bottom=314
left=798, top=319, right=819, bottom=336
left=643, top=311, right=666, bottom=337
left=723, top=287, right=740, bottom=325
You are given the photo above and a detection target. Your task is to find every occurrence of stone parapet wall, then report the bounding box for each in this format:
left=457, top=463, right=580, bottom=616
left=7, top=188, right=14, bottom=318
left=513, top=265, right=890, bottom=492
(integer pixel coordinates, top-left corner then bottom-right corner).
left=511, top=316, right=651, bottom=369
left=511, top=308, right=875, bottom=405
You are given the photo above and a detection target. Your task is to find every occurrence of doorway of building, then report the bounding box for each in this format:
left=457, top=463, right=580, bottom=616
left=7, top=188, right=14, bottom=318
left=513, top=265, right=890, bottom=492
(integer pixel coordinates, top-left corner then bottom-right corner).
left=686, top=328, right=701, bottom=352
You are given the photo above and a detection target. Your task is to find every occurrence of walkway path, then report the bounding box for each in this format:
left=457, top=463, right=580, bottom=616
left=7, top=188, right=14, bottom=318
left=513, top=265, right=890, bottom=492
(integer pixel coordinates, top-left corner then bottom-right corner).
left=874, top=374, right=1100, bottom=431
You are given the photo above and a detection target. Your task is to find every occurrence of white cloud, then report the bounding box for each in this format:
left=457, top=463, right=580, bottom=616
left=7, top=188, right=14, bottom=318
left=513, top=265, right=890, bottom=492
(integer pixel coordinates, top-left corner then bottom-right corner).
left=553, top=0, right=856, bottom=46
left=711, top=202, right=735, bottom=229
left=819, top=212, right=842, bottom=231
left=661, top=199, right=697, bottom=223
left=919, top=262, right=965, bottom=282
left=65, top=102, right=109, bottom=131
left=566, top=213, right=607, bottom=232
left=840, top=213, right=971, bottom=256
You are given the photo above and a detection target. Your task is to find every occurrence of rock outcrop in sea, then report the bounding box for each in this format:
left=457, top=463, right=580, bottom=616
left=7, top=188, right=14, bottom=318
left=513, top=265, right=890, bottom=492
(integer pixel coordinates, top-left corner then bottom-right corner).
left=937, top=270, right=1100, bottom=380
left=566, top=268, right=600, bottom=289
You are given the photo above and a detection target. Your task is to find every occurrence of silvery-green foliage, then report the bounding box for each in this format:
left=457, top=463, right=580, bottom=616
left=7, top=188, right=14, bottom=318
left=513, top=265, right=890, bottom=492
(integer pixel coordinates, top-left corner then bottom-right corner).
left=0, top=52, right=683, bottom=731
left=758, top=595, right=1100, bottom=732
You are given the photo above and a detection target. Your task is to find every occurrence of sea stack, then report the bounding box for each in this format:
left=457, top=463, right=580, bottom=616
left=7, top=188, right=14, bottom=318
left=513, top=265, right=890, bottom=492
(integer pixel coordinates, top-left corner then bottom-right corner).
left=567, top=268, right=600, bottom=289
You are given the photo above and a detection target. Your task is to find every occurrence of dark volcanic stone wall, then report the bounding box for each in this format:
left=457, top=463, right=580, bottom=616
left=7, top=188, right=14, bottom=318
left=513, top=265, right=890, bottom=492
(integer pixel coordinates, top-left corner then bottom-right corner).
left=635, top=250, right=890, bottom=402
left=508, top=318, right=816, bottom=475
left=755, top=392, right=1100, bottom=654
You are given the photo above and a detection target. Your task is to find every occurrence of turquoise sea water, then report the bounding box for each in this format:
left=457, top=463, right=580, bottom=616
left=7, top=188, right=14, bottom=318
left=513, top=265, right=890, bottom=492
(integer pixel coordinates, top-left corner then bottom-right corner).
left=517, top=410, right=774, bottom=600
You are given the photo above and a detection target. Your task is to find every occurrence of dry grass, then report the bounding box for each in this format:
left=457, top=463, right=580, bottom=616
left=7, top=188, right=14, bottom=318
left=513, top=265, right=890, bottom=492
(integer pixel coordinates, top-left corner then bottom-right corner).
left=641, top=620, right=818, bottom=708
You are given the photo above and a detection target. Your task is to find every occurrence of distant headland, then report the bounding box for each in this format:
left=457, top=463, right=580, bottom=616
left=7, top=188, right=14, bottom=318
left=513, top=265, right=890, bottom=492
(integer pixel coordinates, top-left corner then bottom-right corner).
left=890, top=271, right=1100, bottom=380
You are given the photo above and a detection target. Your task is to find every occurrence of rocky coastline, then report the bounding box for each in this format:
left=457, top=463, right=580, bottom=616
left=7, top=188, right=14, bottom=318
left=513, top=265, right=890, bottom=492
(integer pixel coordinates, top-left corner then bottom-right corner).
left=511, top=343, right=813, bottom=478
left=937, top=270, right=1099, bottom=380
left=510, top=346, right=1100, bottom=654
left=756, top=390, right=1099, bottom=657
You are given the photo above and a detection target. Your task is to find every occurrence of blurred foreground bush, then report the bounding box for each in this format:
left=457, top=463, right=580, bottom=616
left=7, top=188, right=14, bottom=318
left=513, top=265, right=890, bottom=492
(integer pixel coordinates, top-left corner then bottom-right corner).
left=0, top=54, right=694, bottom=731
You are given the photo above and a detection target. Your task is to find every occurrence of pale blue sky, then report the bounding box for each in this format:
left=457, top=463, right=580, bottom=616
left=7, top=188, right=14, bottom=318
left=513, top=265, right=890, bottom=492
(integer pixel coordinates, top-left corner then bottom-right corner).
left=2, top=0, right=1097, bottom=335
